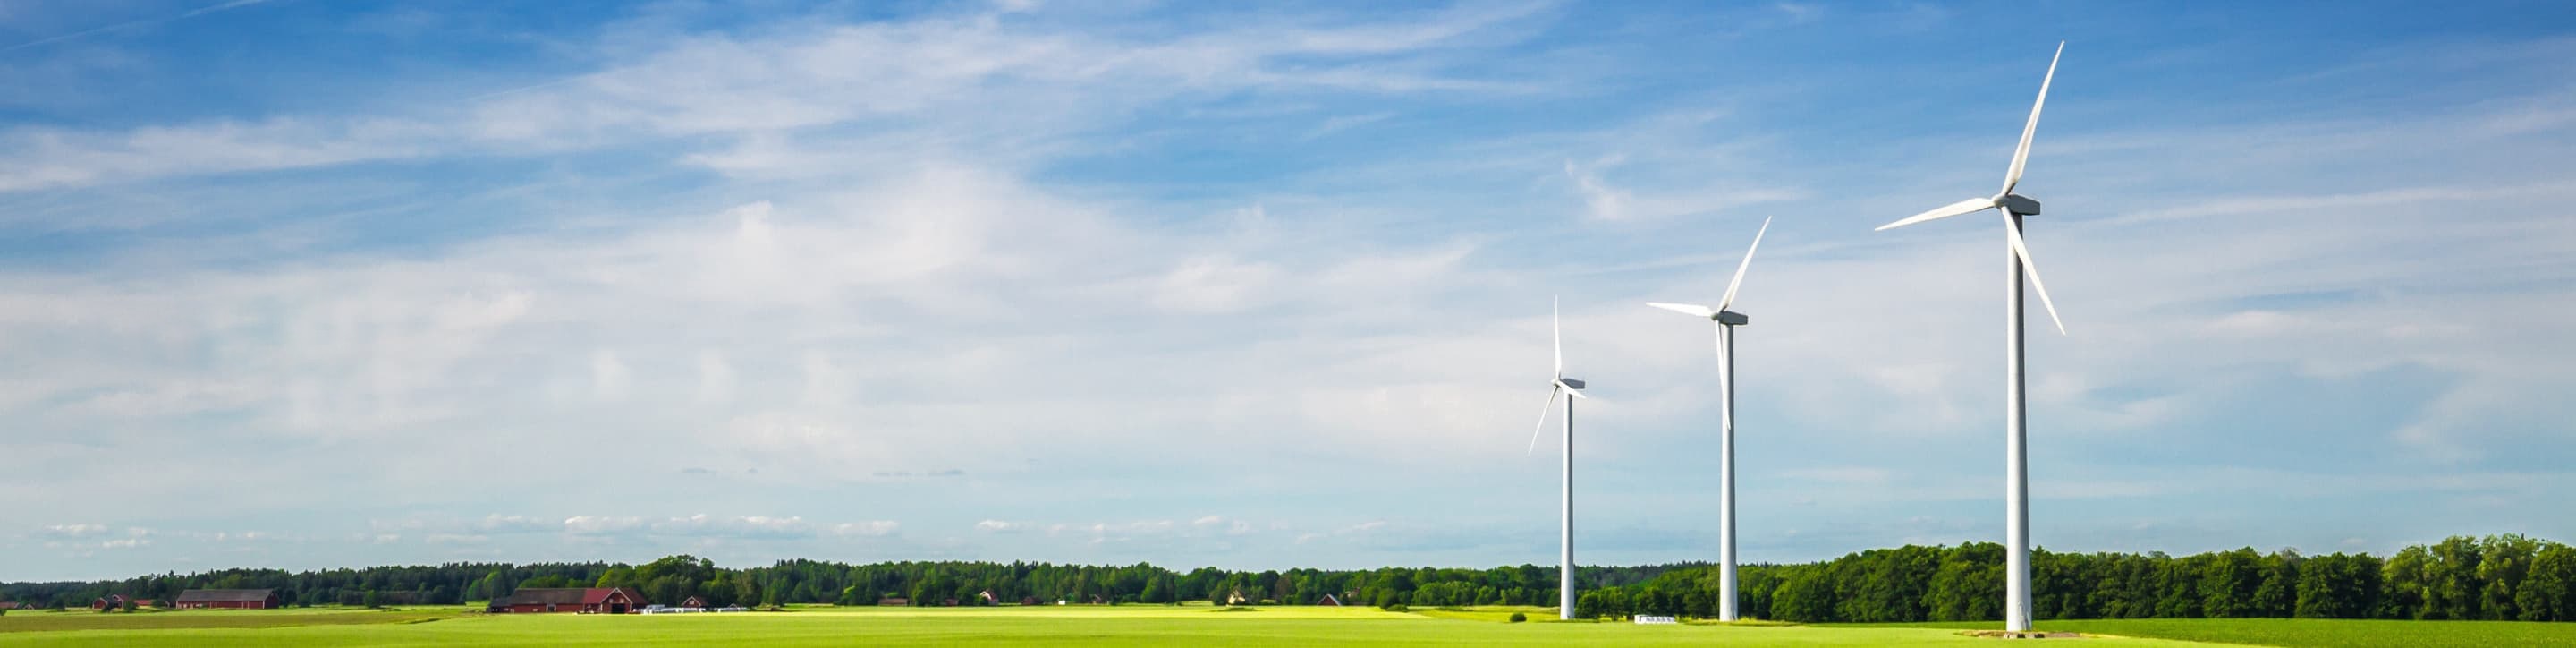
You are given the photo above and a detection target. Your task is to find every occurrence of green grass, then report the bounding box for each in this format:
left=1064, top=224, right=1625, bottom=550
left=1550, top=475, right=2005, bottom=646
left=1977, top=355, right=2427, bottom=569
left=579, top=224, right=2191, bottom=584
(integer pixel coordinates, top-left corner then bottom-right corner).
left=1833, top=618, right=2576, bottom=648
left=0, top=605, right=2221, bottom=646
left=0, top=607, right=455, bottom=633
left=13, top=605, right=2567, bottom=646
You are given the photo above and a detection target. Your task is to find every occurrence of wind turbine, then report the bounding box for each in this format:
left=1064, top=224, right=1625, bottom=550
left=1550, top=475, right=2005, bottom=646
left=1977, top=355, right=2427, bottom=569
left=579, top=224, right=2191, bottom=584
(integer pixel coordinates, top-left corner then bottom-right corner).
left=1644, top=216, right=1769, bottom=622
left=1524, top=298, right=1588, bottom=619
left=1874, top=42, right=2069, bottom=634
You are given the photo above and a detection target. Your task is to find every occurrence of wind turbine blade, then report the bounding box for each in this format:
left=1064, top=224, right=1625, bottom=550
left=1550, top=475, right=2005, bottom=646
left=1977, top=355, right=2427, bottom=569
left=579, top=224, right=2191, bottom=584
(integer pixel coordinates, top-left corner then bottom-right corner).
left=1646, top=302, right=1716, bottom=319
left=2004, top=214, right=2068, bottom=335
left=2003, top=41, right=2063, bottom=197
left=1559, top=380, right=1589, bottom=399
left=1876, top=198, right=1996, bottom=231
left=1527, top=384, right=1563, bottom=456
left=1717, top=217, right=1772, bottom=311
left=1552, top=297, right=1563, bottom=377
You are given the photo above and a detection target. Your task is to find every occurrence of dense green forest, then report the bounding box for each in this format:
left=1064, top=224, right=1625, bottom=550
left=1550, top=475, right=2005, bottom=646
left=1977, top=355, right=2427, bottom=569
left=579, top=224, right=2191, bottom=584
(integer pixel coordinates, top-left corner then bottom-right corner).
left=6, top=535, right=2570, bottom=623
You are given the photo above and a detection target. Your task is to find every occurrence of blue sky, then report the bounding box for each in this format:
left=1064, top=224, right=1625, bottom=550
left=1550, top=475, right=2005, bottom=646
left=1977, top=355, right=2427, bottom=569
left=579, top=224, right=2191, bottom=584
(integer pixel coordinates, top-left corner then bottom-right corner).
left=4, top=0, right=2575, bottom=581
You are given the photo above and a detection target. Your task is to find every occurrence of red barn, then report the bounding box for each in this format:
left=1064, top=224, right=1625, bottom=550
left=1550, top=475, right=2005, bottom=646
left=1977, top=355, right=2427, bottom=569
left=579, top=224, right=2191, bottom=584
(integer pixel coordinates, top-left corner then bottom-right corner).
left=90, top=594, right=130, bottom=610
left=174, top=589, right=278, bottom=610
left=493, top=588, right=645, bottom=614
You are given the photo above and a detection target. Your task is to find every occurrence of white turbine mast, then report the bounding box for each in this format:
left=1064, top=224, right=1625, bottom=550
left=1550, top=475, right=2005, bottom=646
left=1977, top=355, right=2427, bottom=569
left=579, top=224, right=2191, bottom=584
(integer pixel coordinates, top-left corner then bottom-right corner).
left=1644, top=215, right=1769, bottom=622
left=1525, top=297, right=1588, bottom=619
left=1875, top=41, right=2071, bottom=634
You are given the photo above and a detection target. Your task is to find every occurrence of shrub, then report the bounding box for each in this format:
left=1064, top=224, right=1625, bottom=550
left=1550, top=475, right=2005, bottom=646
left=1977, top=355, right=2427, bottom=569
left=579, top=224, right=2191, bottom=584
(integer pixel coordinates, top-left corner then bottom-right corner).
left=1508, top=611, right=1527, bottom=623
left=1382, top=603, right=1409, bottom=612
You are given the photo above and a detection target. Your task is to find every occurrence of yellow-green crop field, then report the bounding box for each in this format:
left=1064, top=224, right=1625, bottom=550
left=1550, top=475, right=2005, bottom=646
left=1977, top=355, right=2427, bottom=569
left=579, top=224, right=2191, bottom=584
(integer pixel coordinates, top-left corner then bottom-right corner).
left=2, top=605, right=2570, bottom=646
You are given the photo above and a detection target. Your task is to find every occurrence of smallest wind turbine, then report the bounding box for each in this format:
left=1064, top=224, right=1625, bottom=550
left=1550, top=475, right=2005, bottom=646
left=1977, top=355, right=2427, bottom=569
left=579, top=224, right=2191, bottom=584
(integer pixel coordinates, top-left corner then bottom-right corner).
left=1525, top=298, right=1588, bottom=619
left=1645, top=216, right=1769, bottom=622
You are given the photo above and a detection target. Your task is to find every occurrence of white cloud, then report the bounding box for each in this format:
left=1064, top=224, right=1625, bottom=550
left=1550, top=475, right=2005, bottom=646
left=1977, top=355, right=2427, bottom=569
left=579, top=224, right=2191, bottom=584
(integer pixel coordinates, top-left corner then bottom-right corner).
left=696, top=349, right=736, bottom=405
left=591, top=349, right=631, bottom=402
left=562, top=516, right=647, bottom=535
left=833, top=521, right=901, bottom=537
left=39, top=524, right=110, bottom=539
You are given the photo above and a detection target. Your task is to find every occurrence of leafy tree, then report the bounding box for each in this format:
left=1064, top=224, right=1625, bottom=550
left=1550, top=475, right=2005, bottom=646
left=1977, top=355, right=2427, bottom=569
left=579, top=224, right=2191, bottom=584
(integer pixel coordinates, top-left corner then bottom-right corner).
left=2479, top=534, right=2539, bottom=620
left=2519, top=543, right=2576, bottom=621
left=2427, top=536, right=2484, bottom=620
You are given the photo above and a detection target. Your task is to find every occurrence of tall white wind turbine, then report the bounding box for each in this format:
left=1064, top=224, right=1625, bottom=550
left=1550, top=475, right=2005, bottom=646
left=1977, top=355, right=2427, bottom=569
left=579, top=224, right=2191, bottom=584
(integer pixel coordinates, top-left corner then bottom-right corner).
left=1875, top=42, right=2070, bottom=634
left=1644, top=216, right=1769, bottom=622
left=1525, top=298, right=1589, bottom=619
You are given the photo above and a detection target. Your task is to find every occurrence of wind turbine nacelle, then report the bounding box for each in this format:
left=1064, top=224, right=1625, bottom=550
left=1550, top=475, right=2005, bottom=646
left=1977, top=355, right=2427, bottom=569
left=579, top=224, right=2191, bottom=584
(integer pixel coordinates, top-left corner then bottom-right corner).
left=1559, top=378, right=1586, bottom=390
left=1716, top=311, right=1749, bottom=326
left=2000, top=194, right=2042, bottom=216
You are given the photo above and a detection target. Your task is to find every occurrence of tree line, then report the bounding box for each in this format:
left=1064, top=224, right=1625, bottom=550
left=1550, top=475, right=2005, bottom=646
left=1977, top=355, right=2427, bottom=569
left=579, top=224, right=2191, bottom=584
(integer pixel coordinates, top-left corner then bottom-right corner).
left=4, top=534, right=2569, bottom=623
left=1577, top=534, right=2576, bottom=622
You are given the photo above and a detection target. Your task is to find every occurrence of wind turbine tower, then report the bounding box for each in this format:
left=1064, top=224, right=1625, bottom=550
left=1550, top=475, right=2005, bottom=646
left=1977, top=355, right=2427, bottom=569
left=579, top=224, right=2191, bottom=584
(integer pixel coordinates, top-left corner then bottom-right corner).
left=1646, top=216, right=1770, bottom=622
left=1876, top=42, right=2072, bottom=634
left=1526, top=299, right=1588, bottom=619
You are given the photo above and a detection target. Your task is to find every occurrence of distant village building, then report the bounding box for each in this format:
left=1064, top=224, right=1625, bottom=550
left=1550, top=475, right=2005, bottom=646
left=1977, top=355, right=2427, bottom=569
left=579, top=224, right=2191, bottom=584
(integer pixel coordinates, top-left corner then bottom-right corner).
left=1314, top=593, right=1343, bottom=606
left=680, top=596, right=707, bottom=609
left=489, top=588, right=645, bottom=614
left=90, top=594, right=130, bottom=610
left=174, top=590, right=278, bottom=610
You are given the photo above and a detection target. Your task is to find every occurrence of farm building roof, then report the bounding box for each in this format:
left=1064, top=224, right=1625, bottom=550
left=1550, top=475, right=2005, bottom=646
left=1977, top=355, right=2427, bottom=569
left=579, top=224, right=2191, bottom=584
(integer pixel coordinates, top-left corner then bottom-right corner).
left=174, top=589, right=274, bottom=603
left=502, top=587, right=644, bottom=607
left=582, top=588, right=643, bottom=605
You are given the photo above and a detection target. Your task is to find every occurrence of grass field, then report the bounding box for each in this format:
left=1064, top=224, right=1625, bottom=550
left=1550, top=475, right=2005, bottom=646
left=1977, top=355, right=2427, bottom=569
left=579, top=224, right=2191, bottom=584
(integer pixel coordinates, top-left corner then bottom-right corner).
left=2, top=605, right=2569, bottom=646
left=1838, top=618, right=2576, bottom=648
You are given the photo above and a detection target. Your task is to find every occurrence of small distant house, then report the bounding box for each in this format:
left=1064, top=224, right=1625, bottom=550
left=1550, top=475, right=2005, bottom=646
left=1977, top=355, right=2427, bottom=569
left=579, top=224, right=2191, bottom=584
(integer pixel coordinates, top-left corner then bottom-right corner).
left=681, top=596, right=707, bottom=609
left=174, top=589, right=278, bottom=610
left=90, top=595, right=129, bottom=610
left=877, top=597, right=910, bottom=607
left=1314, top=593, right=1342, bottom=607
left=0, top=601, right=22, bottom=610
left=492, top=588, right=645, bottom=614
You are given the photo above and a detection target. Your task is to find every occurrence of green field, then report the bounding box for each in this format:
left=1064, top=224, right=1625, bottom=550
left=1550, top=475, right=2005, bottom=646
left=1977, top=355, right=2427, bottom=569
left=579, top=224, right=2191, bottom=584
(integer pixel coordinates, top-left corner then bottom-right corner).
left=1839, top=618, right=2576, bottom=648
left=2, top=606, right=2569, bottom=646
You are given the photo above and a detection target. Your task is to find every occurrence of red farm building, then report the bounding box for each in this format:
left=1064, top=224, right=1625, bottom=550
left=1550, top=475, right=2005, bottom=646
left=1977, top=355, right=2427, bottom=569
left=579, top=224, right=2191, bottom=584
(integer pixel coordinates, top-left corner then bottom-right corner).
left=174, top=589, right=279, bottom=610
left=490, top=587, right=646, bottom=614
